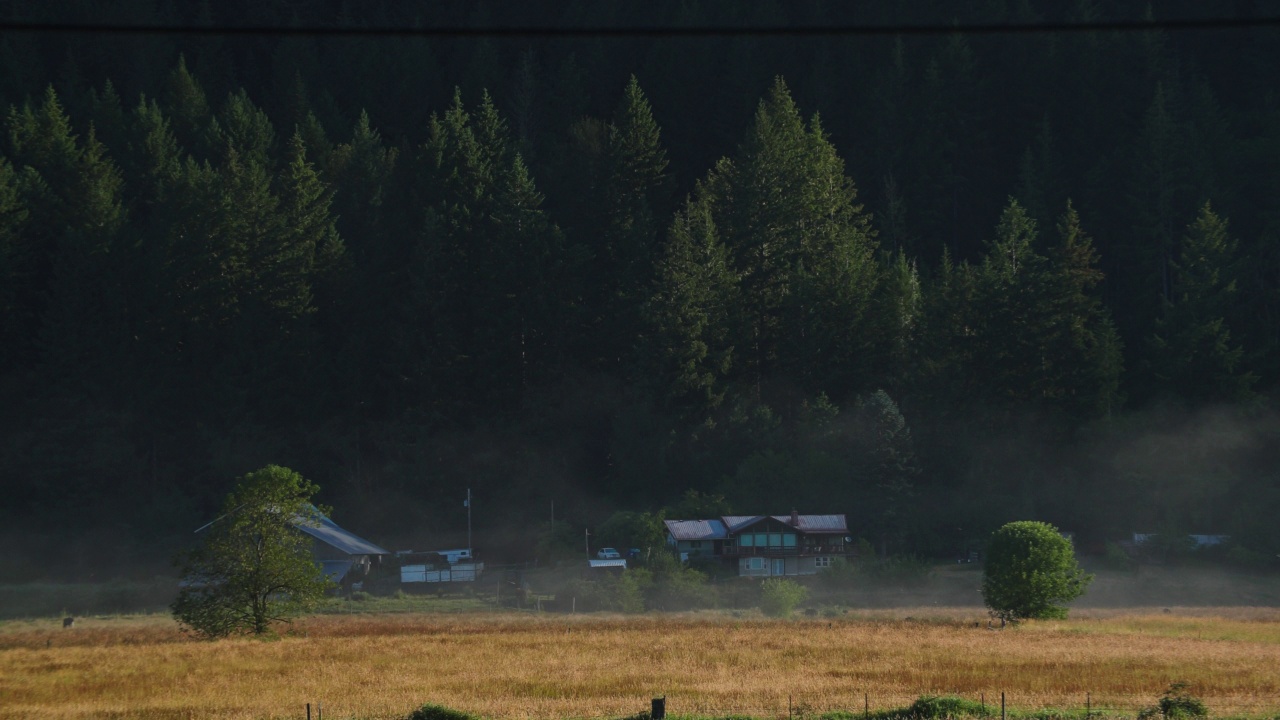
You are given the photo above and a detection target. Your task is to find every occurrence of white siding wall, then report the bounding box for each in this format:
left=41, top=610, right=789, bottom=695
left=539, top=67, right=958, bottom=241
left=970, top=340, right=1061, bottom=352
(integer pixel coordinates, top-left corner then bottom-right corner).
left=738, top=555, right=833, bottom=577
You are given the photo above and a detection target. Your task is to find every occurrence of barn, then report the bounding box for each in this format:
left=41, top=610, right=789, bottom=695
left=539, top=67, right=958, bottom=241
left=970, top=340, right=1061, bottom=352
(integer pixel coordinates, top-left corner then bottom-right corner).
left=294, top=510, right=391, bottom=590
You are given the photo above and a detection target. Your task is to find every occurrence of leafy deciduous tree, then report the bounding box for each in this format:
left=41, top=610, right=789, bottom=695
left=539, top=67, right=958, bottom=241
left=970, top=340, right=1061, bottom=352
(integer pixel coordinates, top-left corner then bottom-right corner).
left=172, top=465, right=333, bottom=638
left=982, top=520, right=1092, bottom=622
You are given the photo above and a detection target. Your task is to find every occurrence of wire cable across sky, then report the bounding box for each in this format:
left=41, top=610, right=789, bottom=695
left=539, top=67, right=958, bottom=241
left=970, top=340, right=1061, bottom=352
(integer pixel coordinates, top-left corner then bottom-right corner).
left=0, top=16, right=1279, bottom=39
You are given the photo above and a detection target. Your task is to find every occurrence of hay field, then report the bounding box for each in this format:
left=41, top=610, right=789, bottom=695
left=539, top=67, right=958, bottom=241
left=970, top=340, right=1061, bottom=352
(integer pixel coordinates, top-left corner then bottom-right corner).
left=3, top=608, right=1280, bottom=720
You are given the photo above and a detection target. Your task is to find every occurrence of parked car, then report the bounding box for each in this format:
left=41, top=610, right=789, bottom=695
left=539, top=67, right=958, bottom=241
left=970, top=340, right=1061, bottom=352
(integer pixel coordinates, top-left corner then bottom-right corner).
left=596, top=547, right=621, bottom=559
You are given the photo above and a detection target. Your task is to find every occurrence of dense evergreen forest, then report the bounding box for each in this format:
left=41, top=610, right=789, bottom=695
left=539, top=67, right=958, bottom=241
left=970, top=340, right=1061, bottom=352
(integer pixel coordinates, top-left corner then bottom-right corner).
left=3, top=1, right=1280, bottom=578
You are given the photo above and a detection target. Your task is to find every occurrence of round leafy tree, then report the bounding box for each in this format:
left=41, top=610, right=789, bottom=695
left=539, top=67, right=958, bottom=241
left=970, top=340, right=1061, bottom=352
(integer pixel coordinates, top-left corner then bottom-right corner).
left=172, top=465, right=334, bottom=638
left=982, top=520, right=1092, bottom=622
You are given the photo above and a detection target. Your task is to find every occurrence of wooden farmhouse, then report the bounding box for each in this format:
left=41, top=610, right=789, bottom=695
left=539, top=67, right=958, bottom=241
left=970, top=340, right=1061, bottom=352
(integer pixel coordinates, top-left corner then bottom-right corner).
left=663, top=512, right=852, bottom=577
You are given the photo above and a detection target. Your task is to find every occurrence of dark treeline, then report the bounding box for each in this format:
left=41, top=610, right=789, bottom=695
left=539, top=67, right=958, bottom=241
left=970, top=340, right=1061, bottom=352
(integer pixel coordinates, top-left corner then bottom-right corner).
left=3, top=1, right=1280, bottom=578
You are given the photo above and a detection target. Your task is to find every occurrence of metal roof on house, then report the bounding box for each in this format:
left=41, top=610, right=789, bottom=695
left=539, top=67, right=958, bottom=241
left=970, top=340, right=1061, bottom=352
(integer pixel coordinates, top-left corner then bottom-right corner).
left=770, top=514, right=848, bottom=533
left=722, top=515, right=765, bottom=532
left=294, top=513, right=391, bottom=556
left=663, top=519, right=728, bottom=541
left=669, top=514, right=848, bottom=536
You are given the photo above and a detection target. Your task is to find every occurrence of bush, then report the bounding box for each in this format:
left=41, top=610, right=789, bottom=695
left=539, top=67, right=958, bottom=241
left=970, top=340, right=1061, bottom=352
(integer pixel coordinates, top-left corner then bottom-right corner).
left=1225, top=544, right=1272, bottom=569
left=555, top=574, right=644, bottom=613
left=347, top=590, right=371, bottom=602
left=1139, top=682, right=1208, bottom=720
left=863, top=554, right=934, bottom=585
left=406, top=704, right=477, bottom=720
left=905, top=695, right=989, bottom=719
left=611, top=573, right=646, bottom=613
left=1103, top=541, right=1137, bottom=572
left=759, top=577, right=807, bottom=617
left=818, top=557, right=859, bottom=590
left=1138, top=533, right=1197, bottom=563
left=688, top=554, right=737, bottom=580
left=645, top=565, right=717, bottom=611
left=852, top=537, right=876, bottom=561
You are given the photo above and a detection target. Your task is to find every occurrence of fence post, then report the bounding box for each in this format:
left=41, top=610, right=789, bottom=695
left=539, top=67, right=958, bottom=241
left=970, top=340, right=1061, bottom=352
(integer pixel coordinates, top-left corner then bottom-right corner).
left=307, top=703, right=311, bottom=720
left=1001, top=693, right=1005, bottom=720
left=981, top=694, right=985, bottom=716
left=789, top=694, right=793, bottom=720
left=652, top=696, right=665, bottom=720
left=1087, top=693, right=1091, bottom=719
left=864, top=692, right=869, bottom=720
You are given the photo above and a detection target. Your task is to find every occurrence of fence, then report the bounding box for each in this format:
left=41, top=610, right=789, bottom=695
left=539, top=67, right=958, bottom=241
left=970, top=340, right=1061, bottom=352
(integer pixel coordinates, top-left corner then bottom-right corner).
left=295, top=693, right=1280, bottom=720
left=653, top=693, right=1280, bottom=720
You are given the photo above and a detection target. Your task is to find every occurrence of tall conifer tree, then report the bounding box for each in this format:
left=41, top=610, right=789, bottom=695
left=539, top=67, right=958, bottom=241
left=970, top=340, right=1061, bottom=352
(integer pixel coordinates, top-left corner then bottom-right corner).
left=215, top=89, right=276, bottom=168
left=644, top=200, right=737, bottom=416
left=583, top=76, right=673, bottom=372
left=415, top=90, right=569, bottom=412
left=1046, top=202, right=1123, bottom=417
left=701, top=77, right=878, bottom=402
left=1146, top=203, right=1255, bottom=405
left=37, top=129, right=126, bottom=384
left=163, top=55, right=213, bottom=159
left=0, top=158, right=31, bottom=373
left=278, top=132, right=344, bottom=299
left=7, top=89, right=126, bottom=382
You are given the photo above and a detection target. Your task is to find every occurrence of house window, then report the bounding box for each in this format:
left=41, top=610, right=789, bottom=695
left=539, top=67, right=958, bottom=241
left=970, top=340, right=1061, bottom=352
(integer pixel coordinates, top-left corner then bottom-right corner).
left=783, top=534, right=797, bottom=547
left=749, top=557, right=764, bottom=570
left=740, top=534, right=753, bottom=547
left=768, top=532, right=782, bottom=547
left=690, top=540, right=702, bottom=549
left=814, top=557, right=833, bottom=568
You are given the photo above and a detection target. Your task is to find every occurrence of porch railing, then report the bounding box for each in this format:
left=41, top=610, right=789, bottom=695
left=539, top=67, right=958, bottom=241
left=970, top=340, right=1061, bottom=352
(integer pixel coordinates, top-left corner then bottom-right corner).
left=719, top=545, right=847, bottom=557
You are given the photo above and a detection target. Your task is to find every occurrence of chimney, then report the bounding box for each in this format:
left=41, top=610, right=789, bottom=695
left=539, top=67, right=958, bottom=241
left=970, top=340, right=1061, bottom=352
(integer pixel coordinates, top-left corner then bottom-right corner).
left=790, top=509, right=799, bottom=526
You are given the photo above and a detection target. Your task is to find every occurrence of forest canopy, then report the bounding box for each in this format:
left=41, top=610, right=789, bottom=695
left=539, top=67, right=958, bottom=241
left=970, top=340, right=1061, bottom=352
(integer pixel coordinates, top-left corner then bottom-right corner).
left=2, top=1, right=1279, bottom=577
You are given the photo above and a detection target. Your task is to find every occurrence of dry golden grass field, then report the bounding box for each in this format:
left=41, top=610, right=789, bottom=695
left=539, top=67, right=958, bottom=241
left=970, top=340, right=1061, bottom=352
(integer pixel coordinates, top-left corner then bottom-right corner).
left=2, top=607, right=1280, bottom=720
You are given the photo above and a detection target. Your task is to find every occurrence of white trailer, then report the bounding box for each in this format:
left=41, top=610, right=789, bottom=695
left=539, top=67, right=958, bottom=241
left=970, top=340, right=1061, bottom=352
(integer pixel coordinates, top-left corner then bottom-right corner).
left=400, top=561, right=484, bottom=584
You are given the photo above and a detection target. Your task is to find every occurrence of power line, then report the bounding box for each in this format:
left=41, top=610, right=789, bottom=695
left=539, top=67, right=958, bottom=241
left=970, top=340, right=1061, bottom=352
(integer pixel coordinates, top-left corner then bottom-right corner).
left=0, top=17, right=1279, bottom=39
